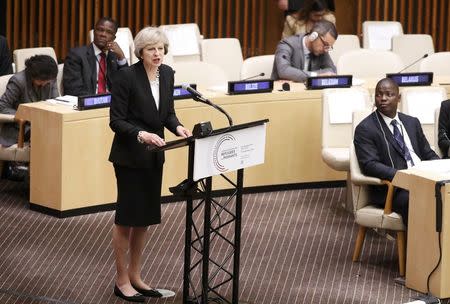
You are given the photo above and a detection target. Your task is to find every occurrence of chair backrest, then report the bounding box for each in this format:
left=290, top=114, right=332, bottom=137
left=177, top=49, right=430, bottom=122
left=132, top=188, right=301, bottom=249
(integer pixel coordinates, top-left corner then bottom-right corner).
left=328, top=34, right=361, bottom=65
left=392, top=34, right=435, bottom=73
left=159, top=23, right=202, bottom=62
left=400, top=86, right=447, bottom=149
left=240, top=55, right=275, bottom=80
left=419, top=52, right=450, bottom=77
left=172, top=61, right=228, bottom=88
left=13, top=47, right=57, bottom=73
left=56, top=63, right=64, bottom=96
left=362, top=21, right=403, bottom=50
left=322, top=87, right=372, bottom=149
left=337, top=49, right=404, bottom=79
left=0, top=74, right=13, bottom=97
left=89, top=27, right=137, bottom=64
left=201, top=38, right=243, bottom=81
left=351, top=110, right=378, bottom=211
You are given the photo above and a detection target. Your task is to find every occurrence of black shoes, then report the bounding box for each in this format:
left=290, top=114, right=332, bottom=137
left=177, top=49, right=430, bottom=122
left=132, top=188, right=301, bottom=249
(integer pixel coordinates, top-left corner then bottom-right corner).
left=131, top=284, right=163, bottom=298
left=114, top=285, right=145, bottom=302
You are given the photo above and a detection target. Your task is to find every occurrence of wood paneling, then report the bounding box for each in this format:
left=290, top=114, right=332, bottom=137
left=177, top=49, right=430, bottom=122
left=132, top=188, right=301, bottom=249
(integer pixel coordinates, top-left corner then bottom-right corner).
left=6, top=0, right=269, bottom=61
left=5, top=0, right=450, bottom=62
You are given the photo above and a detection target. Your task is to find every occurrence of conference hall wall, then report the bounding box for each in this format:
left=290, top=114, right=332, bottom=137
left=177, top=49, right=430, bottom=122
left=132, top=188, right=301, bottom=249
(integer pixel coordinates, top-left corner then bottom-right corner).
left=4, top=0, right=449, bottom=62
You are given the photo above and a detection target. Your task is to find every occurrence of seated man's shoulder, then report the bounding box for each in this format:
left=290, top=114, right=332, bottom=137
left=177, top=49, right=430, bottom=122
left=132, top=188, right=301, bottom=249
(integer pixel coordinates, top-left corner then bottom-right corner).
left=66, top=45, right=91, bottom=58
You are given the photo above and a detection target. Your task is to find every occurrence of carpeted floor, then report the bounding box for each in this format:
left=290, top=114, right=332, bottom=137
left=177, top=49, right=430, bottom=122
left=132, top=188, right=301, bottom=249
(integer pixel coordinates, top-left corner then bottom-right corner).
left=0, top=180, right=442, bottom=304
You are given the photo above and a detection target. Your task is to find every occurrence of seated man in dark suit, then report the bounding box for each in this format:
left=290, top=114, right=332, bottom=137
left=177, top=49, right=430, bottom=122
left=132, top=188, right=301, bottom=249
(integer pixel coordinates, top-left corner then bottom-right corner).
left=63, top=17, right=128, bottom=96
left=0, top=35, right=13, bottom=76
left=354, top=78, right=440, bottom=226
left=438, top=99, right=450, bottom=158
left=271, top=19, right=337, bottom=82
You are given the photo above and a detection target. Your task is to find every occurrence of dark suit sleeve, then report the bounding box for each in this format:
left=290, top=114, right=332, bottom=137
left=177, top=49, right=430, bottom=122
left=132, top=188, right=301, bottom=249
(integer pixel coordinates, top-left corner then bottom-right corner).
left=162, top=67, right=181, bottom=135
left=109, top=69, right=140, bottom=139
left=354, top=122, right=397, bottom=181
left=63, top=48, right=90, bottom=96
left=273, top=40, right=309, bottom=82
left=411, top=116, right=440, bottom=160
left=0, top=75, right=23, bottom=114
left=438, top=100, right=450, bottom=158
left=0, top=36, right=12, bottom=76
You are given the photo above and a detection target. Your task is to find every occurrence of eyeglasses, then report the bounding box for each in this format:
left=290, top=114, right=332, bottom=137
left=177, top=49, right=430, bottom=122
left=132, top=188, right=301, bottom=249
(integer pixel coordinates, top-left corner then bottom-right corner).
left=318, top=35, right=333, bottom=51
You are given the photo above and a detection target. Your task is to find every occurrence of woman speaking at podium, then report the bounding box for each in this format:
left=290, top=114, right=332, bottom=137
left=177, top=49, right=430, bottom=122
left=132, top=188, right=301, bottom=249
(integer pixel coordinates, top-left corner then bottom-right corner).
left=108, top=26, right=191, bottom=302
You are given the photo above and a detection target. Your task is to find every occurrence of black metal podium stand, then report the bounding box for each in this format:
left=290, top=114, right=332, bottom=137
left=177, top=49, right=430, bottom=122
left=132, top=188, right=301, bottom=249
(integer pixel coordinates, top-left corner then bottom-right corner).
left=153, top=119, right=268, bottom=304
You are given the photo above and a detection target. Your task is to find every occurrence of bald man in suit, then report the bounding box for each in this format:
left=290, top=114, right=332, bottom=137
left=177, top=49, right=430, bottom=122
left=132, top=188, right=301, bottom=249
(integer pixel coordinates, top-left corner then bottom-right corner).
left=63, top=17, right=128, bottom=96
left=354, top=78, right=440, bottom=225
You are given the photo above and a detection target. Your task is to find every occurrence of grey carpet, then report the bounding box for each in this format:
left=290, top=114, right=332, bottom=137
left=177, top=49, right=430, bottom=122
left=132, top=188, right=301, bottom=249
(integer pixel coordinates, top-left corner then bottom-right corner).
left=0, top=180, right=442, bottom=304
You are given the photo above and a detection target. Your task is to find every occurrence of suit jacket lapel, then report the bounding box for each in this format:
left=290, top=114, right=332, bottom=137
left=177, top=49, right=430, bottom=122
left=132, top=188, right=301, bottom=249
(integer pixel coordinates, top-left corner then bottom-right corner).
left=399, top=114, right=420, bottom=155
left=373, top=111, right=404, bottom=156
left=87, top=44, right=97, bottom=92
left=158, top=67, right=168, bottom=116
left=135, top=62, right=159, bottom=114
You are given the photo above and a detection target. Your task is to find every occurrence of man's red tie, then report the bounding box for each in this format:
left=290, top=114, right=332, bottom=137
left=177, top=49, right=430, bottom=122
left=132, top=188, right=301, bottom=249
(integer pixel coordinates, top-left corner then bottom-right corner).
left=98, top=52, right=107, bottom=93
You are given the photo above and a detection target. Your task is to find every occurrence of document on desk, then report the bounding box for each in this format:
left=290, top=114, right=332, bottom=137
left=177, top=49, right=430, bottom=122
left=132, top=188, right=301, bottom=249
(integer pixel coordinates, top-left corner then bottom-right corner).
left=413, top=159, right=450, bottom=175
left=48, top=95, right=78, bottom=106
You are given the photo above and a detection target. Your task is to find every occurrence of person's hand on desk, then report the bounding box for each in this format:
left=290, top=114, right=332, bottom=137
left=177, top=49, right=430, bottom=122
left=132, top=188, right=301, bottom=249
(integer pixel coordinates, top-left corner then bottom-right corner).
left=176, top=125, right=192, bottom=138
left=139, top=131, right=166, bottom=146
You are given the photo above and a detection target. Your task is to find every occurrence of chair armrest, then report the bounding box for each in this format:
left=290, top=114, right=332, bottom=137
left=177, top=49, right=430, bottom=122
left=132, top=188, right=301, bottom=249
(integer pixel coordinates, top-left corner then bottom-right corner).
left=0, top=113, right=15, bottom=123
left=351, top=169, right=383, bottom=186
left=382, top=180, right=395, bottom=214
left=14, top=118, right=27, bottom=149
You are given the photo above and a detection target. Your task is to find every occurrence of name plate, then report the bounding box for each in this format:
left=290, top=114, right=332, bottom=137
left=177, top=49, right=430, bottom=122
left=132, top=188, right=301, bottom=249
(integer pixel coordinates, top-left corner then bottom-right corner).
left=173, top=84, right=197, bottom=100
left=386, top=72, right=433, bottom=86
left=227, top=79, right=273, bottom=95
left=306, top=75, right=352, bottom=90
left=78, top=93, right=111, bottom=110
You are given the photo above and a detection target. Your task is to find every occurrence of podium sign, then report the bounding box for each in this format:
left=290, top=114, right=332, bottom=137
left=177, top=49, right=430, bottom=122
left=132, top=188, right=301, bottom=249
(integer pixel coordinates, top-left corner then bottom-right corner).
left=193, top=124, right=266, bottom=181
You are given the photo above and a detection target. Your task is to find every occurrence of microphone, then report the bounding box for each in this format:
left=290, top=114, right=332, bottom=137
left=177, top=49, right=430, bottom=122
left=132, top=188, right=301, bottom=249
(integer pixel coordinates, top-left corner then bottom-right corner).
left=397, top=54, right=428, bottom=73
left=242, top=72, right=265, bottom=81
left=182, top=84, right=233, bottom=126
left=182, top=84, right=208, bottom=103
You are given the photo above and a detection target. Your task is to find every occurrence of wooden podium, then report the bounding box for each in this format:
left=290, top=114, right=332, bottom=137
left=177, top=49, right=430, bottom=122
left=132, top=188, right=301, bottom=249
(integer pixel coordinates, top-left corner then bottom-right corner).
left=392, top=159, right=450, bottom=298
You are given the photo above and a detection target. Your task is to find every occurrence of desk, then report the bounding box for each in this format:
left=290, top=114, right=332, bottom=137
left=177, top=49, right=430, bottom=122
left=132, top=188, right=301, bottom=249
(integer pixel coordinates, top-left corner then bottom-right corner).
left=16, top=80, right=450, bottom=214
left=393, top=160, right=450, bottom=298
left=15, top=85, right=345, bottom=214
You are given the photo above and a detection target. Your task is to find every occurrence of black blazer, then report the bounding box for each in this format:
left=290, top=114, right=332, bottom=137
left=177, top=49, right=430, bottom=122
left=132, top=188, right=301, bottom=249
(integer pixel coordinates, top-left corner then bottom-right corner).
left=63, top=43, right=127, bottom=96
left=108, top=61, right=181, bottom=168
left=355, top=111, right=439, bottom=180
left=354, top=111, right=439, bottom=203
left=438, top=99, right=450, bottom=158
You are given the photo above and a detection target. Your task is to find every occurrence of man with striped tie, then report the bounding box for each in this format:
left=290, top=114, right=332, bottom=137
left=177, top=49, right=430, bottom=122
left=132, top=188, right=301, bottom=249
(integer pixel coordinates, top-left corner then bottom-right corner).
left=63, top=17, right=128, bottom=96
left=354, top=78, right=440, bottom=225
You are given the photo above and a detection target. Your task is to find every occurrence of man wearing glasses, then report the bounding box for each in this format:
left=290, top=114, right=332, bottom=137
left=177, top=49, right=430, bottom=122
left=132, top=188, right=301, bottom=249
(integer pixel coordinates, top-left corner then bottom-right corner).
left=271, top=20, right=337, bottom=82
left=63, top=17, right=128, bottom=96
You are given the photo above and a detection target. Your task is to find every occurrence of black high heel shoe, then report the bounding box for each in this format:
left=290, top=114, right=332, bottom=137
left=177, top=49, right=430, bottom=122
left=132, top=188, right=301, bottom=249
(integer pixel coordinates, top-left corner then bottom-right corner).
left=131, top=284, right=163, bottom=298
left=114, top=285, right=145, bottom=302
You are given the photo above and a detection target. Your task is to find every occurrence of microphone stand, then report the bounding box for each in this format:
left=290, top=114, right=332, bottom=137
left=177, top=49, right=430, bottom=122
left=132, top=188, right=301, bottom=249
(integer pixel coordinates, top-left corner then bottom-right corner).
left=192, top=95, right=233, bottom=127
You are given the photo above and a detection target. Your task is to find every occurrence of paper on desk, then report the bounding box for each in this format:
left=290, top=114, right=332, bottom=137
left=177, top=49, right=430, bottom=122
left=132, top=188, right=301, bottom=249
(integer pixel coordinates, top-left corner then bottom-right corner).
left=413, top=159, right=450, bottom=175
left=47, top=95, right=78, bottom=106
